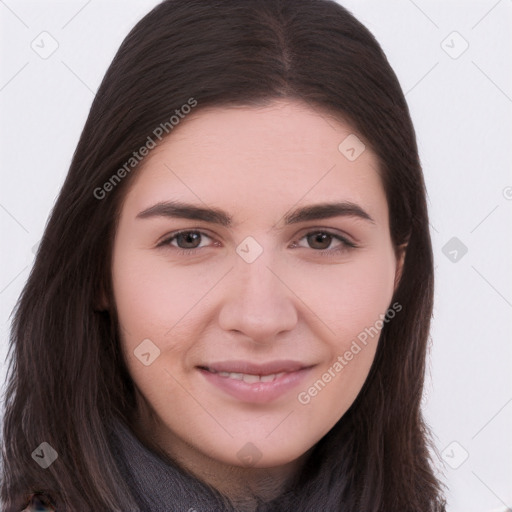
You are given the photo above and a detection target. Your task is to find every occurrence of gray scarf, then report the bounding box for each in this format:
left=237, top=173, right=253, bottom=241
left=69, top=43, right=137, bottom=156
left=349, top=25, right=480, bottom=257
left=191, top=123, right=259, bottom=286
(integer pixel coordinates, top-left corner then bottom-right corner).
left=106, top=417, right=340, bottom=512
left=108, top=418, right=237, bottom=512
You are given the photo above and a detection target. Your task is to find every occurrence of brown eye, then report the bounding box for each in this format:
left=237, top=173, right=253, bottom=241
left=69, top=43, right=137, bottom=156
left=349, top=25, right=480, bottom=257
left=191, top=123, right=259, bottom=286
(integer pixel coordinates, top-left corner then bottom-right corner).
left=158, top=230, right=214, bottom=253
left=174, top=231, right=203, bottom=249
left=306, top=232, right=335, bottom=250
left=294, top=230, right=358, bottom=257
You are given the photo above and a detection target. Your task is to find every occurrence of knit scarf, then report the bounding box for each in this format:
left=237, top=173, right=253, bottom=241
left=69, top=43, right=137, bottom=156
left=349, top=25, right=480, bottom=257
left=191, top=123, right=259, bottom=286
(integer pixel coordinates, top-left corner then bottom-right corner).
left=108, top=417, right=236, bottom=512
left=107, top=417, right=342, bottom=512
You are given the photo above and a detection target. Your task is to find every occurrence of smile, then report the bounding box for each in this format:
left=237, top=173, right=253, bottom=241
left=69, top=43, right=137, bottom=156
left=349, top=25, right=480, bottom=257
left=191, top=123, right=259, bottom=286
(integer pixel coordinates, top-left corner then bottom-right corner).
left=197, top=361, right=315, bottom=404
left=205, top=368, right=288, bottom=383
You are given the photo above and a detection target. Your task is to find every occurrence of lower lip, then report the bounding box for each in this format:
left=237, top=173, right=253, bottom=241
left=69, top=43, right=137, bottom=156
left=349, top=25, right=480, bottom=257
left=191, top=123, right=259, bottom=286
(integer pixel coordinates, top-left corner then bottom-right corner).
left=198, top=367, right=314, bottom=404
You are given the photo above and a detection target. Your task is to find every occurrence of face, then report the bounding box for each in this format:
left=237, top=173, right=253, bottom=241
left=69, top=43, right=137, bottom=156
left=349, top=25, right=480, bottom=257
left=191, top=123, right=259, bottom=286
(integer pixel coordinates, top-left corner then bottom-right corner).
left=111, top=100, right=402, bottom=469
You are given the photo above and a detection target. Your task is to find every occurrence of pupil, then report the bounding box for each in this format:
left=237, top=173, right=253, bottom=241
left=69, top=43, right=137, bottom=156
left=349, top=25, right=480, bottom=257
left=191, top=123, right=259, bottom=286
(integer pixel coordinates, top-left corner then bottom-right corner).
left=310, top=233, right=330, bottom=249
left=180, top=232, right=200, bottom=248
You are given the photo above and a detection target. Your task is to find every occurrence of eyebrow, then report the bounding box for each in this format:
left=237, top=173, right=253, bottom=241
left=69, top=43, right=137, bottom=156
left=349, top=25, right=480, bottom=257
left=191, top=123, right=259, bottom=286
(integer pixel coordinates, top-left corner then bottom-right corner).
left=136, top=200, right=375, bottom=227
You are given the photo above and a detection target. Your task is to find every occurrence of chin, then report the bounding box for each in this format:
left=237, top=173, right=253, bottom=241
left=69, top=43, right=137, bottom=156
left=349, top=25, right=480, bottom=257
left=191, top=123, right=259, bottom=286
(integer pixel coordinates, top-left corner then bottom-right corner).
left=206, top=435, right=315, bottom=470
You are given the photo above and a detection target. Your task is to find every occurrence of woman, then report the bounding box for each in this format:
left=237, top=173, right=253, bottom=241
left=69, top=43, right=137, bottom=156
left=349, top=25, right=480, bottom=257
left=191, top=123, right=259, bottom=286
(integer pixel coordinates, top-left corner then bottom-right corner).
left=1, top=0, right=446, bottom=510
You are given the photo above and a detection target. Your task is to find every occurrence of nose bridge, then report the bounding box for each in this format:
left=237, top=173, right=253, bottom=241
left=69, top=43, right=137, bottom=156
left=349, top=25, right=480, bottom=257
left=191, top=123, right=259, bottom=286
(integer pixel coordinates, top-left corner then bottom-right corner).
left=217, top=240, right=298, bottom=341
left=239, top=250, right=282, bottom=303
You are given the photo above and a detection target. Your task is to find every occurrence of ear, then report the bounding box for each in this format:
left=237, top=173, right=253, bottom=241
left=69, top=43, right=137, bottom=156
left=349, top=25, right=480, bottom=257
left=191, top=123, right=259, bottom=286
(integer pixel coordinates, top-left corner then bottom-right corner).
left=393, top=241, right=408, bottom=293
left=94, top=284, right=110, bottom=312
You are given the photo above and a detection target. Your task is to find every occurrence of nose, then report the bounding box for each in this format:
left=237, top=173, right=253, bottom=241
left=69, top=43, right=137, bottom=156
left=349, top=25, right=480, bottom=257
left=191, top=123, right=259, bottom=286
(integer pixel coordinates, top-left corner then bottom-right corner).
left=217, top=248, right=298, bottom=345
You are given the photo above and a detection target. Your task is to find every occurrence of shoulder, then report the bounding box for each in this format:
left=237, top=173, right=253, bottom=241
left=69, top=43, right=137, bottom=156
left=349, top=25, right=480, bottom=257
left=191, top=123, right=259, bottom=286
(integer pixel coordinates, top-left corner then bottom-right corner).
left=20, top=493, right=57, bottom=512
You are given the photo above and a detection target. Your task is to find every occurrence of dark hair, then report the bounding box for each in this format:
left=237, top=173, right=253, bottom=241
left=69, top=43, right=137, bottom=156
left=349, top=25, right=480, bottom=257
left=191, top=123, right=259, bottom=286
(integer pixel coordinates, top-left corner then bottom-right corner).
left=1, top=0, right=446, bottom=510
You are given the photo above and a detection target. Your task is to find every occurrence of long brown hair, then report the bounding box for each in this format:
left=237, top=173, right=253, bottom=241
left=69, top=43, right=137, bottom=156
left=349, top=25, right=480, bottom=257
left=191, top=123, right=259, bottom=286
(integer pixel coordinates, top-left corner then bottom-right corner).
left=1, top=0, right=446, bottom=510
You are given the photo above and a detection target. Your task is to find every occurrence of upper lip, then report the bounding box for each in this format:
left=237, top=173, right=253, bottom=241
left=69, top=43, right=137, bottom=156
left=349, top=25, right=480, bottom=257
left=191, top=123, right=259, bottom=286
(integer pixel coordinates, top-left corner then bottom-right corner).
left=198, top=360, right=313, bottom=375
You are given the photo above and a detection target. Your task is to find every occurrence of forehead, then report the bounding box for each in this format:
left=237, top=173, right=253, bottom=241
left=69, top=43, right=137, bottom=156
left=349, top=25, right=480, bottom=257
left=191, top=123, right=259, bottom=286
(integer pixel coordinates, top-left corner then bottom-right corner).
left=120, top=100, right=388, bottom=226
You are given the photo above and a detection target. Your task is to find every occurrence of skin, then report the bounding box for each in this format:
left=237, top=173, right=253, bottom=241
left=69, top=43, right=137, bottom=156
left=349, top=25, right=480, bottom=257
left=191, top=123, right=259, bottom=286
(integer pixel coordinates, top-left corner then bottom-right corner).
left=110, top=100, right=405, bottom=510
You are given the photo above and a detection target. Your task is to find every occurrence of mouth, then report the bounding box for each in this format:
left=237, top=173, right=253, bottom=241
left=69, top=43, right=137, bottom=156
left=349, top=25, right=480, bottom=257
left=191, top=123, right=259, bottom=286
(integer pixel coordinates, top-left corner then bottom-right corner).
left=196, top=360, right=315, bottom=404
left=200, top=368, right=289, bottom=384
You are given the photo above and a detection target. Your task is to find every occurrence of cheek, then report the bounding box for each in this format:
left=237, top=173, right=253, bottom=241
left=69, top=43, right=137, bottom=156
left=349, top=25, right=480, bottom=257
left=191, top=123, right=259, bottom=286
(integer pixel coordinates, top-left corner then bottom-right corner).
left=336, top=250, right=396, bottom=336
left=292, top=247, right=396, bottom=411
left=111, top=252, right=192, bottom=404
left=111, top=249, right=220, bottom=387
left=111, top=255, right=177, bottom=393
left=112, top=250, right=198, bottom=338
left=290, top=244, right=397, bottom=344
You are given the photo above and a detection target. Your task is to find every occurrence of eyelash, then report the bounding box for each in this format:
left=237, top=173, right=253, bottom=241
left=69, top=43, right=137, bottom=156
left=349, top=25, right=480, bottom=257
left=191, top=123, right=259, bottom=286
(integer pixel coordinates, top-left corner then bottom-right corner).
left=157, top=229, right=358, bottom=257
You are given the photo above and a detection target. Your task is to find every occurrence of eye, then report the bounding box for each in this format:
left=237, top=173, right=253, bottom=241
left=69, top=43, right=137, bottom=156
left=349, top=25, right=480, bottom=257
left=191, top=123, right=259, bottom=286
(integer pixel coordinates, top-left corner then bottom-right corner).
left=157, top=230, right=214, bottom=255
left=293, top=230, right=357, bottom=256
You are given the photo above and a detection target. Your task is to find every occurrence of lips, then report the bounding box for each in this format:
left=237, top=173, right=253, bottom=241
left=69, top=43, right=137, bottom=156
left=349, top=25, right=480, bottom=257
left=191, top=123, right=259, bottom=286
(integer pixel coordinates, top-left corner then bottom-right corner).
left=197, top=360, right=315, bottom=403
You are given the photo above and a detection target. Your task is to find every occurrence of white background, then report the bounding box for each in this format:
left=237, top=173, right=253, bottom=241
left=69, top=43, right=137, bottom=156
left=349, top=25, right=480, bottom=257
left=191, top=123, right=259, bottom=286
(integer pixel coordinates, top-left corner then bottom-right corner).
left=1, top=1, right=511, bottom=511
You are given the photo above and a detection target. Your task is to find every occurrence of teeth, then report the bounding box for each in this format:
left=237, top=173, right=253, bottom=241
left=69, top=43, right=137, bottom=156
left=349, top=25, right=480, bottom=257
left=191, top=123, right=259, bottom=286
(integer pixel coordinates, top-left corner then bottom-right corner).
left=242, top=374, right=260, bottom=383
left=212, top=369, right=286, bottom=383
